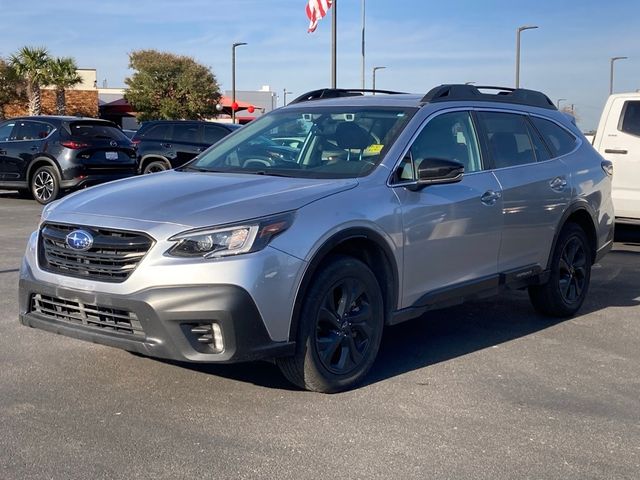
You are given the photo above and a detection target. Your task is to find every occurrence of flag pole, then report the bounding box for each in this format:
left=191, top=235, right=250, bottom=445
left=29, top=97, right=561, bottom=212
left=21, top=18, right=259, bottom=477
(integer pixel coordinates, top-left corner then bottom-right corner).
left=331, top=0, right=337, bottom=88
left=361, top=0, right=365, bottom=89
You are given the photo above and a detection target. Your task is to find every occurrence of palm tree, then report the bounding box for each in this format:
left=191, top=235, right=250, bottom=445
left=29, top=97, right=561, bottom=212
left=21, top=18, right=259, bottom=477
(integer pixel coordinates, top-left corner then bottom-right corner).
left=9, top=46, right=50, bottom=116
left=48, top=57, right=82, bottom=115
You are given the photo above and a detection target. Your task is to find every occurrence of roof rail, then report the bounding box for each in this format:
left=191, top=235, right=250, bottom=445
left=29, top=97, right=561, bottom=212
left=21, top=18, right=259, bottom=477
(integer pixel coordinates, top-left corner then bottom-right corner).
left=288, top=88, right=406, bottom=105
left=421, top=84, right=556, bottom=110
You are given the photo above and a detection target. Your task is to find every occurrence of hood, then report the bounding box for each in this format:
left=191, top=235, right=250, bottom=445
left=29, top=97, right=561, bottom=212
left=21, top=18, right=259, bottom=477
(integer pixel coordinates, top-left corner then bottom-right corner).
left=51, top=170, right=358, bottom=228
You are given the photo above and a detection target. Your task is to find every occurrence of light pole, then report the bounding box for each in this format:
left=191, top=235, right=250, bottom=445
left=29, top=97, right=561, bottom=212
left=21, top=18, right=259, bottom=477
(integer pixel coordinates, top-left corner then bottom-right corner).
left=231, top=42, right=247, bottom=124
left=515, top=25, right=538, bottom=88
left=372, top=66, right=386, bottom=94
left=361, top=0, right=366, bottom=90
left=557, top=98, right=566, bottom=110
left=610, top=56, right=628, bottom=95
left=283, top=89, right=293, bottom=106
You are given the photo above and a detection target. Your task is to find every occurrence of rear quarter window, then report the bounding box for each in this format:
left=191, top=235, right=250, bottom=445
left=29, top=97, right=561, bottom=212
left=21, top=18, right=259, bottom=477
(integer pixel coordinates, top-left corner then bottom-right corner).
left=530, top=117, right=577, bottom=157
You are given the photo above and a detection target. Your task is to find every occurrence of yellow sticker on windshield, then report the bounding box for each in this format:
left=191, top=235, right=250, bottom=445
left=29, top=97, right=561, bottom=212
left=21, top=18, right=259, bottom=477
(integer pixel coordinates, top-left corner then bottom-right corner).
left=365, top=144, right=384, bottom=154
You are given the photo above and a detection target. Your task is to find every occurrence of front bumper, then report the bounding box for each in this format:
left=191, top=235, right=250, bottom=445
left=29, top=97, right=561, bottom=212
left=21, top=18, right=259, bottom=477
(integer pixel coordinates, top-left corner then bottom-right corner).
left=19, top=272, right=295, bottom=363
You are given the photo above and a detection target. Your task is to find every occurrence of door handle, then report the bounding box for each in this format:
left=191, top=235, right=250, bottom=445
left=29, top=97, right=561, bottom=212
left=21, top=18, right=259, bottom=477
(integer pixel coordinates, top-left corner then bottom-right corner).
left=549, top=176, right=567, bottom=192
left=604, top=149, right=627, bottom=154
left=30, top=146, right=39, bottom=151
left=0, top=149, right=5, bottom=155
left=481, top=190, right=501, bottom=206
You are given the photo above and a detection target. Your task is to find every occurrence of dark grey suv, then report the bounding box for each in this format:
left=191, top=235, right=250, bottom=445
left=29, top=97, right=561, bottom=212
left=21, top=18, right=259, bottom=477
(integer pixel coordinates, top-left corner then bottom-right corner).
left=0, top=116, right=136, bottom=204
left=132, top=120, right=241, bottom=174
left=19, top=85, right=615, bottom=392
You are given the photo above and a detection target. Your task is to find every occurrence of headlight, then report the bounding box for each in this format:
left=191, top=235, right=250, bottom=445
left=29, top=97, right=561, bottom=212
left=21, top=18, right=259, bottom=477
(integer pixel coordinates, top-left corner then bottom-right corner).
left=166, top=212, right=294, bottom=259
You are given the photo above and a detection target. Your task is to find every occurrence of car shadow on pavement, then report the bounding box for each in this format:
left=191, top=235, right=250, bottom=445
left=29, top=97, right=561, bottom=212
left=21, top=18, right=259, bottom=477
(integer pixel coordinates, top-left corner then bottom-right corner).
left=161, top=240, right=640, bottom=392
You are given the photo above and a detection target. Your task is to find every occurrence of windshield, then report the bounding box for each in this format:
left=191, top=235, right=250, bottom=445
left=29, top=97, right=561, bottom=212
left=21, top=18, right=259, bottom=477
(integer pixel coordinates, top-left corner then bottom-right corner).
left=186, top=107, right=415, bottom=178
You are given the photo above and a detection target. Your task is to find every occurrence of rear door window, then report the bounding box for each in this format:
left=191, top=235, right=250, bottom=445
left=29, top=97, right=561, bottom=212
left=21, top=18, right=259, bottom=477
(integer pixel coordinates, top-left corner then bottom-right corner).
left=12, top=121, right=53, bottom=141
left=618, top=101, right=640, bottom=137
left=67, top=121, right=130, bottom=142
left=477, top=112, right=537, bottom=168
left=202, top=124, right=229, bottom=145
left=530, top=117, right=577, bottom=157
left=173, top=123, right=200, bottom=143
left=140, top=124, right=172, bottom=140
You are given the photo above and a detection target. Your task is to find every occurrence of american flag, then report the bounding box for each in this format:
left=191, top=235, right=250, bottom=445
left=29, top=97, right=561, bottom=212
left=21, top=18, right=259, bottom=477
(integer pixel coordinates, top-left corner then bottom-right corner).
left=306, top=0, right=333, bottom=33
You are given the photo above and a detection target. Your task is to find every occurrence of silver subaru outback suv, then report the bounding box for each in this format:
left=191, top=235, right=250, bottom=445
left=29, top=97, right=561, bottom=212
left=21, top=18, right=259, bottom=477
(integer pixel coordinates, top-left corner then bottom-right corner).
left=19, top=85, right=614, bottom=393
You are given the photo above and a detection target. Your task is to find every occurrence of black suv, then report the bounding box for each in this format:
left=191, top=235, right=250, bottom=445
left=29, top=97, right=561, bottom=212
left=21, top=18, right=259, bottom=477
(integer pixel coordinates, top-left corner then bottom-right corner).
left=0, top=116, right=137, bottom=204
left=132, top=120, right=241, bottom=174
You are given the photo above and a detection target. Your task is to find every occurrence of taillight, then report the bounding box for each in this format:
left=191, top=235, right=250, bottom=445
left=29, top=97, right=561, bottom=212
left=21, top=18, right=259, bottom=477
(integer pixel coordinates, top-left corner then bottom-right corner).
left=131, top=139, right=141, bottom=147
left=61, top=140, right=90, bottom=149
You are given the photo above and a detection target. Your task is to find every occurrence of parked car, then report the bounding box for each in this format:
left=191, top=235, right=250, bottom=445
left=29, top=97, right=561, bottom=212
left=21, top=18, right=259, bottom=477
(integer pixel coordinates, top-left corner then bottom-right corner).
left=0, top=116, right=137, bottom=204
left=132, top=120, right=241, bottom=174
left=20, top=85, right=614, bottom=392
left=590, top=92, right=640, bottom=224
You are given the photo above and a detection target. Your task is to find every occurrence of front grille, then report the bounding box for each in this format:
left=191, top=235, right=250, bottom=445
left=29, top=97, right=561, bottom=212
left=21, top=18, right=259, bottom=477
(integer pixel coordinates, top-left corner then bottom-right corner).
left=39, top=223, right=153, bottom=282
left=30, top=294, right=144, bottom=337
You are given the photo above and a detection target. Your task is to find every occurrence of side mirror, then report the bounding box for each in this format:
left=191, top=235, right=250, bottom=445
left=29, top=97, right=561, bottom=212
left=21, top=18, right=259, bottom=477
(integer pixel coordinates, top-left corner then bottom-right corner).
left=407, top=158, right=464, bottom=191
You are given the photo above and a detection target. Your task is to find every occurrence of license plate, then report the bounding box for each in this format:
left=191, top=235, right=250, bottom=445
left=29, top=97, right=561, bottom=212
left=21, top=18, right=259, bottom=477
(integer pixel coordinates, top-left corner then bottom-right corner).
left=105, top=151, right=119, bottom=160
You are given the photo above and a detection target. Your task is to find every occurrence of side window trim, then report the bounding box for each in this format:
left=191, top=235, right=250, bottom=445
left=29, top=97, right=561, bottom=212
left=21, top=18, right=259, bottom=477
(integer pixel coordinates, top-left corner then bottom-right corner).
left=387, top=108, right=486, bottom=187
left=524, top=116, right=551, bottom=162
left=469, top=110, right=494, bottom=170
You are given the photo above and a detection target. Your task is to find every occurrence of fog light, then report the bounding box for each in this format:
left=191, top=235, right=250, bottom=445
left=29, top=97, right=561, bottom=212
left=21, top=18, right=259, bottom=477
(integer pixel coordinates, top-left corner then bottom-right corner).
left=211, top=322, right=224, bottom=352
left=188, top=322, right=224, bottom=353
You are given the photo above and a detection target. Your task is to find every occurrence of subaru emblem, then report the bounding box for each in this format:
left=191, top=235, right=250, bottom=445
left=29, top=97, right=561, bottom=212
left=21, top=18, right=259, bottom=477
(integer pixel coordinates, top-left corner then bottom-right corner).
left=110, top=140, right=118, bottom=147
left=65, top=230, right=94, bottom=251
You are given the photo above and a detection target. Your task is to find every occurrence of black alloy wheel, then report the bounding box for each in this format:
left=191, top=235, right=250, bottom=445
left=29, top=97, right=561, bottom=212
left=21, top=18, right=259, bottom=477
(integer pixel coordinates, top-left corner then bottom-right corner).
left=315, top=277, right=375, bottom=375
left=143, top=160, right=169, bottom=174
left=529, top=223, right=592, bottom=317
left=31, top=165, right=60, bottom=205
left=557, top=236, right=588, bottom=304
left=277, top=255, right=384, bottom=393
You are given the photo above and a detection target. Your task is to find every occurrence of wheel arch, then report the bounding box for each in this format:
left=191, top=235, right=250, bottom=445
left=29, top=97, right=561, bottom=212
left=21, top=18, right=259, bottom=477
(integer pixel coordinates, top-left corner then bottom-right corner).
left=547, top=202, right=599, bottom=269
left=26, top=156, right=61, bottom=184
left=288, top=227, right=399, bottom=342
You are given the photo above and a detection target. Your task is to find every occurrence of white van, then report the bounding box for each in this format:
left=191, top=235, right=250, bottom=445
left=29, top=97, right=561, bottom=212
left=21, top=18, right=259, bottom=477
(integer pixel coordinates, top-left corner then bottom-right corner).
left=592, top=92, right=640, bottom=224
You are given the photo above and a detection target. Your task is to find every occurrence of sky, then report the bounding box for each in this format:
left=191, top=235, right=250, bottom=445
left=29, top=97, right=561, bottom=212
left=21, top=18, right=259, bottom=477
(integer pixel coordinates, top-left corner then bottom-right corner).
left=1, top=0, right=639, bottom=130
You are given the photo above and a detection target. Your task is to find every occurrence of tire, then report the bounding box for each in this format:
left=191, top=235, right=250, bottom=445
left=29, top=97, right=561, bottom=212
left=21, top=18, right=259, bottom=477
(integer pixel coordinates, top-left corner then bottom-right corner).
left=143, top=160, right=169, bottom=174
left=30, top=165, right=61, bottom=205
left=277, top=255, right=384, bottom=393
left=529, top=223, right=592, bottom=317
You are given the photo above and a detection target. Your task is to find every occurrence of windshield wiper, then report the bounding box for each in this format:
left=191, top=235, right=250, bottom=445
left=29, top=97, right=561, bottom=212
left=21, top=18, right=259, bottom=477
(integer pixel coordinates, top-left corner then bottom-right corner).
left=177, top=165, right=218, bottom=172
left=250, top=170, right=294, bottom=177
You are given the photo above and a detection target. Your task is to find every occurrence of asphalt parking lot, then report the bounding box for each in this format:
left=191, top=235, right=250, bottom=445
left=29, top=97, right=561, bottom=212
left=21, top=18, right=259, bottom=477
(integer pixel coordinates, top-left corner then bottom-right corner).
left=0, top=192, right=638, bottom=480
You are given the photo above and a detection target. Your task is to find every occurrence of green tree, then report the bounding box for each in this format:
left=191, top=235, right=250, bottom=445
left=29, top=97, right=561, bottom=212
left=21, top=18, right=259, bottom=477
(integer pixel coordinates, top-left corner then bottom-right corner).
left=0, top=59, right=26, bottom=120
left=47, top=57, right=82, bottom=115
left=125, top=50, right=220, bottom=121
left=9, top=46, right=50, bottom=115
